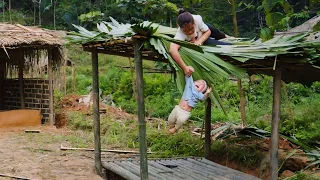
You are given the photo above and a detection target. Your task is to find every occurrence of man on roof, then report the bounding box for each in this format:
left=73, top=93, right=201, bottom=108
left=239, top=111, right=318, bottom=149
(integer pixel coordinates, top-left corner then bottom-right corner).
left=169, top=9, right=231, bottom=76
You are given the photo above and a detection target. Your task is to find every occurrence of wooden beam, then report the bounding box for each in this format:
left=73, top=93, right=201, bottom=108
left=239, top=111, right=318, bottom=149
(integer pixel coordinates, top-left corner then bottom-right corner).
left=91, top=48, right=102, bottom=176
left=204, top=98, right=212, bottom=159
left=48, top=49, right=54, bottom=125
left=270, top=67, right=282, bottom=180
left=134, top=39, right=148, bottom=180
left=83, top=47, right=168, bottom=63
left=18, top=51, right=25, bottom=109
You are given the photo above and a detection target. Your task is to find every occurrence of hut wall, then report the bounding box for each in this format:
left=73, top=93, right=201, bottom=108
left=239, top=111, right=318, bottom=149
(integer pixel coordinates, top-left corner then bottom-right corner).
left=3, top=78, right=51, bottom=122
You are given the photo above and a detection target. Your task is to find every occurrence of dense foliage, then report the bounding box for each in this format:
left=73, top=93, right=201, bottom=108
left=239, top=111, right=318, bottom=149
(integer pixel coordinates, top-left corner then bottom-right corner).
left=2, top=0, right=319, bottom=38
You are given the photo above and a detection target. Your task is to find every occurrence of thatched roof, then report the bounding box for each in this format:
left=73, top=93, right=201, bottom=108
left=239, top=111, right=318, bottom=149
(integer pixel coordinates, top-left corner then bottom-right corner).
left=276, top=15, right=320, bottom=41
left=0, top=23, right=64, bottom=48
left=68, top=19, right=320, bottom=87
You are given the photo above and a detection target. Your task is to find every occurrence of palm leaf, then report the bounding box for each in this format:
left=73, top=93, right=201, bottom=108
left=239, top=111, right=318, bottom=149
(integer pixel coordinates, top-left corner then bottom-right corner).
left=67, top=18, right=320, bottom=115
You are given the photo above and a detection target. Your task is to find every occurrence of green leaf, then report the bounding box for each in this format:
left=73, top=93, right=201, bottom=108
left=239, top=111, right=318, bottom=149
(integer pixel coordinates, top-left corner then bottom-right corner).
left=266, top=12, right=285, bottom=27
left=281, top=1, right=293, bottom=14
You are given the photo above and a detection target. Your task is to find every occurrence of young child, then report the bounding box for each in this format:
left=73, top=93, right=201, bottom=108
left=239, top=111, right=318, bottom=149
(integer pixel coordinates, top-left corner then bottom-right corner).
left=168, top=75, right=212, bottom=134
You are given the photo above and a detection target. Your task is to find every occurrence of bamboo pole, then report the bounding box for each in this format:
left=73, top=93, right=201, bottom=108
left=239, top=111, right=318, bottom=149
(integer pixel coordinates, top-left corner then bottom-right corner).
left=48, top=49, right=54, bottom=125
left=134, top=39, right=148, bottom=180
left=270, top=67, right=282, bottom=180
left=91, top=48, right=102, bottom=176
left=204, top=98, right=212, bottom=159
left=19, top=51, right=25, bottom=109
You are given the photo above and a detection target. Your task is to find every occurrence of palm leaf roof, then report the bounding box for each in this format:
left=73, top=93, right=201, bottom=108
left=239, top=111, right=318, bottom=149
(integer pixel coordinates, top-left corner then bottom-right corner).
left=67, top=17, right=320, bottom=110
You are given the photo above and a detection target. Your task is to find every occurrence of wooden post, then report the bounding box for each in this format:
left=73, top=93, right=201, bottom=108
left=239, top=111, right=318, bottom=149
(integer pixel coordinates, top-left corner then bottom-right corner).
left=18, top=51, right=25, bottom=109
left=0, top=60, right=4, bottom=110
left=48, top=49, right=54, bottom=125
left=270, top=67, right=282, bottom=180
left=91, top=48, right=102, bottom=175
left=204, top=98, right=212, bottom=159
left=134, top=39, right=148, bottom=180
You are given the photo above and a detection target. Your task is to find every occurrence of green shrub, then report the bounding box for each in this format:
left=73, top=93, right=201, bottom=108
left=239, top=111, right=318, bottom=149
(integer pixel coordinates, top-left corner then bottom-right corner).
left=286, top=171, right=320, bottom=180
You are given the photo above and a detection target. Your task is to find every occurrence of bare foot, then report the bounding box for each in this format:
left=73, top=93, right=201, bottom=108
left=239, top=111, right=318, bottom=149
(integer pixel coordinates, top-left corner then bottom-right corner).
left=169, top=127, right=177, bottom=134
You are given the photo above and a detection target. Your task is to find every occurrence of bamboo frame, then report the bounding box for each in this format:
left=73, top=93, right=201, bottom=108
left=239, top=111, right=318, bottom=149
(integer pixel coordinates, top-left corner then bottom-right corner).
left=270, top=67, right=282, bottom=180
left=91, top=48, right=102, bottom=176
left=80, top=36, right=315, bottom=179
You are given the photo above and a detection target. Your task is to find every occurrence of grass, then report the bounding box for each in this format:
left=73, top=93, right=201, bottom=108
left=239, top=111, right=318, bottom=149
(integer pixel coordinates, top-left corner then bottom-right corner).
left=24, top=129, right=94, bottom=148
left=65, top=110, right=204, bottom=158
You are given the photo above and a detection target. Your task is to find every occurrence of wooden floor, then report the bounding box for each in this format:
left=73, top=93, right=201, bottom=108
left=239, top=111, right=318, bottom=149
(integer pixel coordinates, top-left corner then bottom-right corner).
left=102, top=157, right=261, bottom=180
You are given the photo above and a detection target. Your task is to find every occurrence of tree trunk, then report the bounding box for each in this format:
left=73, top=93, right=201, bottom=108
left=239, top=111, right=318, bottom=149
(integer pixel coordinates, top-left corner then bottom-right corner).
left=33, top=1, right=36, bottom=25
left=2, top=0, right=5, bottom=22
left=38, top=0, right=41, bottom=26
left=231, top=0, right=239, bottom=37
left=8, top=0, right=11, bottom=23
left=53, top=0, right=57, bottom=29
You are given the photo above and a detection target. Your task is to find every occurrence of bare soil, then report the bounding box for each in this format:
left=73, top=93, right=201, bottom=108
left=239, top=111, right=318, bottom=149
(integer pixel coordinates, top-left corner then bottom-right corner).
left=0, top=126, right=102, bottom=180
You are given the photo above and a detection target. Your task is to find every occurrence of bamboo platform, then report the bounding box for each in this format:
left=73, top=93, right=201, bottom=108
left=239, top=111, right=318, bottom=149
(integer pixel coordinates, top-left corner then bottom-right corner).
left=102, top=157, right=261, bottom=180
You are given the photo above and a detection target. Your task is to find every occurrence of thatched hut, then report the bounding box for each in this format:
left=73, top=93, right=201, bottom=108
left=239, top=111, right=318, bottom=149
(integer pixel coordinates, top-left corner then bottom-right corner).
left=0, top=23, right=64, bottom=124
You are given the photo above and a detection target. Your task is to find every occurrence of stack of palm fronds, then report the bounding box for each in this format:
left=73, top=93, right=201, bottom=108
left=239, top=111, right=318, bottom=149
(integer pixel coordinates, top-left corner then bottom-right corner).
left=67, top=17, right=320, bottom=110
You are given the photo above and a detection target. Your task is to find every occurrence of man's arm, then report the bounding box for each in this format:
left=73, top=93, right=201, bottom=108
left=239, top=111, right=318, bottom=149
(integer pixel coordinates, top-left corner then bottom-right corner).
left=169, top=43, right=194, bottom=76
left=194, top=29, right=211, bottom=46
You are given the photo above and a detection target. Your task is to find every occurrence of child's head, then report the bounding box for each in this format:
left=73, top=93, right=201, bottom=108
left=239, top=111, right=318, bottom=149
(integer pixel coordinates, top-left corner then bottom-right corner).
left=194, top=80, right=207, bottom=93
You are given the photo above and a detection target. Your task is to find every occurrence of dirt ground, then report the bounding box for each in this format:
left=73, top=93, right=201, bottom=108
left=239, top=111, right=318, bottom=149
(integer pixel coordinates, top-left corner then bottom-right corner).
left=0, top=126, right=103, bottom=180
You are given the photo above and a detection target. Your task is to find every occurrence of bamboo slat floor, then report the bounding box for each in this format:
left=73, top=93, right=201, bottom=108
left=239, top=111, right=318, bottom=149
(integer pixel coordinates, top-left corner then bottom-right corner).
left=102, top=157, right=261, bottom=180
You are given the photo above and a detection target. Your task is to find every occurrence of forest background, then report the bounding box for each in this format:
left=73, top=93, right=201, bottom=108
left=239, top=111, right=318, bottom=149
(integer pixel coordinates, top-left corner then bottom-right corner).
left=2, top=0, right=320, bottom=176
left=2, top=0, right=320, bottom=147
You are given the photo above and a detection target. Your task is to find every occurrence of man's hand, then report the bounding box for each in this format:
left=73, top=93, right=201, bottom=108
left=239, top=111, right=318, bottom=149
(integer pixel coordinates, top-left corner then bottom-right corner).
left=184, top=66, right=194, bottom=77
left=193, top=40, right=202, bottom=46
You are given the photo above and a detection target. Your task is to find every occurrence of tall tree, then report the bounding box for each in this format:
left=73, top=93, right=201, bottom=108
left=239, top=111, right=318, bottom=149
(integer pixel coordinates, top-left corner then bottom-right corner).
left=53, top=0, right=57, bottom=29
left=39, top=0, right=42, bottom=25
left=8, top=0, right=11, bottom=23
left=2, top=0, right=4, bottom=22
